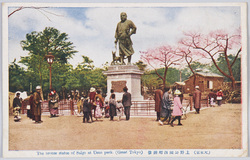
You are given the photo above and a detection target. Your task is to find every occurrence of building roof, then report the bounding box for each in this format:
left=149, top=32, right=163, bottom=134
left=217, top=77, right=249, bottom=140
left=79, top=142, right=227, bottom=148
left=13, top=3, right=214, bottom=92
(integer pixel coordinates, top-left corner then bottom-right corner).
left=174, top=82, right=186, bottom=86
left=196, top=72, right=224, bottom=78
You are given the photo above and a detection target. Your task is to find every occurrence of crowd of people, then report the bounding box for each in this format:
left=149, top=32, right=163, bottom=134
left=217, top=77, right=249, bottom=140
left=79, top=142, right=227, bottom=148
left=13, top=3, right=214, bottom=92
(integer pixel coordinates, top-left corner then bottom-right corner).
left=154, top=86, right=224, bottom=127
left=154, top=87, right=184, bottom=127
left=12, top=86, right=132, bottom=124
left=12, top=84, right=224, bottom=125
left=13, top=86, right=44, bottom=123
left=79, top=86, right=131, bottom=123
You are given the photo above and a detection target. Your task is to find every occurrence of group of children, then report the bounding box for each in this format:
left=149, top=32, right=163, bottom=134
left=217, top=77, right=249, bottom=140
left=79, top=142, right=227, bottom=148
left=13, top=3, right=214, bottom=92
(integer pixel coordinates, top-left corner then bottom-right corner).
left=81, top=95, right=124, bottom=123
left=208, top=89, right=224, bottom=107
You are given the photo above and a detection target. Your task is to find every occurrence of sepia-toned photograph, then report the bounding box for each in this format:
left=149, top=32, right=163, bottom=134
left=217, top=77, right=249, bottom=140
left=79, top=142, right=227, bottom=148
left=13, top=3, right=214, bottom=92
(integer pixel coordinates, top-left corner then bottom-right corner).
left=2, top=2, right=248, bottom=158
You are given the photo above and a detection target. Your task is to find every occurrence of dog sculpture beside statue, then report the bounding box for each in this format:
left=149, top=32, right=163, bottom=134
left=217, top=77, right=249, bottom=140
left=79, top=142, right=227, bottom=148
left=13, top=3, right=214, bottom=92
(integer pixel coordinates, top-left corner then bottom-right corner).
left=111, top=50, right=121, bottom=65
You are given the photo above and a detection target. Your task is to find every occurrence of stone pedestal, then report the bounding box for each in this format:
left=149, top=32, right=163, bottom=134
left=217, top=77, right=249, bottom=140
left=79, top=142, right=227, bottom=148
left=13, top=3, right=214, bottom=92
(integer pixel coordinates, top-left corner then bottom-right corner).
left=103, top=65, right=144, bottom=101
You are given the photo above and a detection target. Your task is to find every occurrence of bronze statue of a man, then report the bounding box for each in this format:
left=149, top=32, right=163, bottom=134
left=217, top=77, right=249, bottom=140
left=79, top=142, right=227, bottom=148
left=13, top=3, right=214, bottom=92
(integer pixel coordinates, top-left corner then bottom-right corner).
left=115, top=12, right=136, bottom=65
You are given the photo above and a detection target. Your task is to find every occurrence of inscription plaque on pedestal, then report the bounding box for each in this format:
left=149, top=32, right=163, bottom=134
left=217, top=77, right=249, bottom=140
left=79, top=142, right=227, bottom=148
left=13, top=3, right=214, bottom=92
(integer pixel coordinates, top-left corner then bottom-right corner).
left=111, top=81, right=127, bottom=93
left=103, top=65, right=144, bottom=101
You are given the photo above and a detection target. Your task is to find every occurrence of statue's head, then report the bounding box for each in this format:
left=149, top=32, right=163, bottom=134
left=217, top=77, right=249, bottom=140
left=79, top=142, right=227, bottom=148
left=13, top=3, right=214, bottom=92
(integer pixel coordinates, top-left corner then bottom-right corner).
left=120, top=12, right=127, bottom=22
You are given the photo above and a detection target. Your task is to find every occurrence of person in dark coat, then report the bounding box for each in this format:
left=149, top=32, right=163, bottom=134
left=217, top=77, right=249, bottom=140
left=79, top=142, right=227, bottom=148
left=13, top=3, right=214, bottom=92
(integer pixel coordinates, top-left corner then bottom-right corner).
left=13, top=92, right=22, bottom=122
left=122, top=86, right=132, bottom=121
left=154, top=87, right=163, bottom=121
left=33, top=86, right=43, bottom=123
left=28, top=92, right=35, bottom=121
left=159, top=87, right=172, bottom=125
left=13, top=92, right=21, bottom=111
left=193, top=86, right=202, bottom=114
left=88, top=87, right=96, bottom=122
left=109, top=94, right=117, bottom=121
left=110, top=89, right=115, bottom=99
left=83, top=97, right=91, bottom=123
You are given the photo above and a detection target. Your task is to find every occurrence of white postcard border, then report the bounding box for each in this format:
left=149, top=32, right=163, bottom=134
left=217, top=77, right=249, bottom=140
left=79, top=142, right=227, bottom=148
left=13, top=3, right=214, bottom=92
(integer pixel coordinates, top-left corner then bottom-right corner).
left=2, top=2, right=248, bottom=158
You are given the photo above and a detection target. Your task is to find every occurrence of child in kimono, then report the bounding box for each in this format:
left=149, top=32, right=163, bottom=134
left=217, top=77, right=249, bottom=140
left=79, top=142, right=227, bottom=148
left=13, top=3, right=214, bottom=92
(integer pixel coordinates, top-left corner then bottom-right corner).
left=170, top=89, right=183, bottom=127
left=104, top=101, right=110, bottom=118
left=210, top=97, right=216, bottom=107
left=94, top=97, right=102, bottom=120
left=116, top=100, right=123, bottom=121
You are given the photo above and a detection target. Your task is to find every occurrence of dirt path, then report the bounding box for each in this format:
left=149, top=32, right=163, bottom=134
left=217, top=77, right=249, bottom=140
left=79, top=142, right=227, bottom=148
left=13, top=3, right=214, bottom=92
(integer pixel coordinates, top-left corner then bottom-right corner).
left=9, top=103, right=241, bottom=150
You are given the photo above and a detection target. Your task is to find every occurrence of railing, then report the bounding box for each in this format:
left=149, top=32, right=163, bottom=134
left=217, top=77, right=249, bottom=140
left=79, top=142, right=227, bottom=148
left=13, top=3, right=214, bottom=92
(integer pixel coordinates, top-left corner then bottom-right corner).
left=41, top=100, right=78, bottom=116
left=131, top=100, right=155, bottom=116
left=21, top=98, right=209, bottom=117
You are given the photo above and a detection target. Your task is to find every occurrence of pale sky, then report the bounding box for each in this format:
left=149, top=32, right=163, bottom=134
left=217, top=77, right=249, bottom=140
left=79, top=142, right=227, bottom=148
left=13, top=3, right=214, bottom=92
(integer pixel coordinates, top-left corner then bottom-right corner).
left=7, top=4, right=241, bottom=68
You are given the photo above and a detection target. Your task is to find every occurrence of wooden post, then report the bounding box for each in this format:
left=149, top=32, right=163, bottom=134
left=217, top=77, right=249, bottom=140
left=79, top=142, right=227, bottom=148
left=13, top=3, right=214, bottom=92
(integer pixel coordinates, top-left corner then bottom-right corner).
left=207, top=97, right=209, bottom=107
left=21, top=100, right=25, bottom=114
left=49, top=64, right=52, bottom=90
left=190, top=96, right=193, bottom=111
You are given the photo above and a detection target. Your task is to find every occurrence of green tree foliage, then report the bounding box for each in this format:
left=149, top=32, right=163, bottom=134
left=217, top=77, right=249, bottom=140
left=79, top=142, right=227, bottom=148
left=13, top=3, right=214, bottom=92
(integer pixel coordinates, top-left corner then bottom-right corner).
left=141, top=67, right=179, bottom=95
left=210, top=54, right=241, bottom=82
left=180, top=68, right=191, bottom=82
left=18, top=27, right=78, bottom=97
left=74, top=56, right=107, bottom=95
left=9, top=54, right=107, bottom=99
left=20, top=27, right=78, bottom=90
left=134, top=60, right=147, bottom=71
left=156, top=68, right=181, bottom=85
left=142, top=72, right=161, bottom=94
left=189, top=61, right=208, bottom=71
left=9, top=59, right=30, bottom=92
left=180, top=61, right=210, bottom=81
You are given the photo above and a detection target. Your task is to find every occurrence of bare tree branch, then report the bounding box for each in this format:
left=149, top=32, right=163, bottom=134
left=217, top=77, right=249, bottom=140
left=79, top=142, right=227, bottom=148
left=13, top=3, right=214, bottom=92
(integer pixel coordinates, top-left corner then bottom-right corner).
left=8, top=7, right=23, bottom=17
left=230, top=48, right=241, bottom=68
left=8, top=6, right=63, bottom=19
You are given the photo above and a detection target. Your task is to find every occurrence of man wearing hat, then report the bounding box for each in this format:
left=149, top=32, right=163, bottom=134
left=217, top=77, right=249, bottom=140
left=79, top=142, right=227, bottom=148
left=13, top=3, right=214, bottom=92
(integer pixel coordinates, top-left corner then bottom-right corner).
left=33, top=86, right=43, bottom=123
left=88, top=87, right=96, bottom=122
left=193, top=86, right=202, bottom=114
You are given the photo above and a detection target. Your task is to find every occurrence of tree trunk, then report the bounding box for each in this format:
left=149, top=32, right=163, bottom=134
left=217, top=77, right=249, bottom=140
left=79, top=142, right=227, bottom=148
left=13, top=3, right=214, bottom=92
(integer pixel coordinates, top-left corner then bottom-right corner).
left=39, top=74, right=44, bottom=101
left=62, top=87, right=65, bottom=100
left=230, top=76, right=236, bottom=91
left=163, top=79, right=166, bottom=89
left=193, top=74, right=197, bottom=88
left=163, top=67, right=168, bottom=89
left=40, top=88, right=44, bottom=101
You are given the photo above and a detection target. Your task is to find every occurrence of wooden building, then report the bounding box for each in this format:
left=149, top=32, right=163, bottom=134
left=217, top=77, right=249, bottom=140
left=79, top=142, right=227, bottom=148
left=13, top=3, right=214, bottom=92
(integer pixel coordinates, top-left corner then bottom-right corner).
left=183, top=71, right=224, bottom=94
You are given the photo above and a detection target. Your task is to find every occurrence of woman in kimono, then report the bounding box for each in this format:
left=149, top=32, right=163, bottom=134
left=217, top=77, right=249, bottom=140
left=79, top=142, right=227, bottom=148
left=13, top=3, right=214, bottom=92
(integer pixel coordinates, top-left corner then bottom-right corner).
left=159, top=87, right=172, bottom=125
left=94, top=97, right=102, bottom=120
left=48, top=89, right=59, bottom=118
